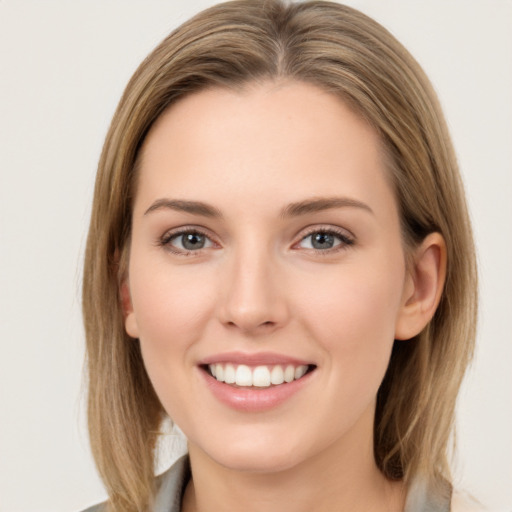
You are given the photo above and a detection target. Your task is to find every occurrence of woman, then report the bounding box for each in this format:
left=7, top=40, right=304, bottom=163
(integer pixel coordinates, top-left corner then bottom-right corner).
left=82, top=1, right=478, bottom=511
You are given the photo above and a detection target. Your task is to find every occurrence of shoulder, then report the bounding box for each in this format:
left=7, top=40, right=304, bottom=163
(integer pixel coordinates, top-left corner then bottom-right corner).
left=79, top=504, right=105, bottom=512
left=451, top=490, right=489, bottom=512
left=77, top=455, right=190, bottom=512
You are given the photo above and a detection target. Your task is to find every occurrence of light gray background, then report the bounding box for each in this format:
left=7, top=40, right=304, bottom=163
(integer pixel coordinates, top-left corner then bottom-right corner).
left=1, top=1, right=511, bottom=511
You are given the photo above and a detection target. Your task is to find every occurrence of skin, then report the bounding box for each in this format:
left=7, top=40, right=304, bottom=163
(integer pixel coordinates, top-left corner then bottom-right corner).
left=123, top=81, right=446, bottom=512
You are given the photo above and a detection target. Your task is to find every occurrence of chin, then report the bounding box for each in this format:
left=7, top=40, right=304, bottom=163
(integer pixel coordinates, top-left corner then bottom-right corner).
left=191, top=428, right=308, bottom=474
left=211, top=446, right=303, bottom=474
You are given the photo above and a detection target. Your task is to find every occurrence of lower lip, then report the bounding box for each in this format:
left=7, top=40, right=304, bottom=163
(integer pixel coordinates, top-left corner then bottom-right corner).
left=200, top=367, right=315, bottom=412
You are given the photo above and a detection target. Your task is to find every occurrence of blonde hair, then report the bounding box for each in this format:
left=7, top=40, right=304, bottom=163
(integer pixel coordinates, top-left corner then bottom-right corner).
left=82, top=1, right=477, bottom=510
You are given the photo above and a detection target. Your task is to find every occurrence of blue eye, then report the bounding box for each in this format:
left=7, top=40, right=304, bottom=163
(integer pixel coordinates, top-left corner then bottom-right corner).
left=298, top=230, right=353, bottom=251
left=162, top=230, right=214, bottom=253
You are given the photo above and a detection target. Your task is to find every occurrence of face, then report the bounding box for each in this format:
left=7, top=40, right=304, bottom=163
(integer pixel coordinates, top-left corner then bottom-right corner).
left=124, top=81, right=412, bottom=473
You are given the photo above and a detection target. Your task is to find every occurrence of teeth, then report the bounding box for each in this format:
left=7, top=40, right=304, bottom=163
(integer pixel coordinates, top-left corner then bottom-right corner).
left=295, top=365, right=307, bottom=379
left=253, top=366, right=271, bottom=387
left=215, top=364, right=224, bottom=382
left=208, top=363, right=309, bottom=387
left=235, top=365, right=252, bottom=386
left=224, top=363, right=236, bottom=384
left=284, top=365, right=295, bottom=383
left=270, top=365, right=284, bottom=385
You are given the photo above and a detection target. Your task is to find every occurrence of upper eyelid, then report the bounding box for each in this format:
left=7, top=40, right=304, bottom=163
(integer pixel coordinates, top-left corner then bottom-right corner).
left=295, top=224, right=355, bottom=241
left=158, top=224, right=355, bottom=248
left=161, top=225, right=217, bottom=241
left=291, top=226, right=356, bottom=254
left=158, top=226, right=219, bottom=254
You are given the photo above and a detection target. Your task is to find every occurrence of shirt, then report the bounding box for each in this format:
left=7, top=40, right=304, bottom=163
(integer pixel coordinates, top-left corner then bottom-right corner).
left=81, top=455, right=451, bottom=512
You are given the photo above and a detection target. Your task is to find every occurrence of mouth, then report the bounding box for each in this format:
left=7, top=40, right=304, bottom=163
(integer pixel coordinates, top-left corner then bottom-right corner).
left=198, top=352, right=317, bottom=411
left=201, top=363, right=316, bottom=388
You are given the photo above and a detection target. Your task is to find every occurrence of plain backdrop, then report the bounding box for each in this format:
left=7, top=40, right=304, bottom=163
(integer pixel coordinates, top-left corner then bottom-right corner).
left=1, top=1, right=511, bottom=511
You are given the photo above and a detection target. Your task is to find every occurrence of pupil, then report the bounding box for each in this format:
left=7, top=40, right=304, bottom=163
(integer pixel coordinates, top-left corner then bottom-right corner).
left=312, top=232, right=334, bottom=249
left=182, top=233, right=205, bottom=250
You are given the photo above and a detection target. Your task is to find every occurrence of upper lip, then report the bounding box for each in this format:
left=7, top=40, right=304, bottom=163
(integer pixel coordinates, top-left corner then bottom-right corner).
left=199, top=351, right=314, bottom=367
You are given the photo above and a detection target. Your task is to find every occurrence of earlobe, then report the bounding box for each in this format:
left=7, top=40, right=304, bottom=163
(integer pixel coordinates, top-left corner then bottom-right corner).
left=395, top=232, right=447, bottom=340
left=120, top=279, right=139, bottom=338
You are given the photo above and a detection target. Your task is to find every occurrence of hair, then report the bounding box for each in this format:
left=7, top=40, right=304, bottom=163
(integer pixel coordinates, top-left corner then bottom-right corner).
left=82, top=1, right=477, bottom=510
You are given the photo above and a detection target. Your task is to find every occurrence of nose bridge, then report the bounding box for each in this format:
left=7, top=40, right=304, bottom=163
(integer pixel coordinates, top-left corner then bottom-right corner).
left=219, top=238, right=288, bottom=333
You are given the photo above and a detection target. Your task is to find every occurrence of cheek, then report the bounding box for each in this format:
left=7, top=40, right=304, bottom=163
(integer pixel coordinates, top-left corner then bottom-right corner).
left=128, top=261, right=221, bottom=422
left=296, top=258, right=404, bottom=378
left=127, top=255, right=217, bottom=387
left=129, top=254, right=214, bottom=335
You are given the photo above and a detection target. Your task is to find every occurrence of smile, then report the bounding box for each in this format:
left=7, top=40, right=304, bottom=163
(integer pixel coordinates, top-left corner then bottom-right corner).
left=207, top=363, right=311, bottom=387
left=198, top=354, right=317, bottom=412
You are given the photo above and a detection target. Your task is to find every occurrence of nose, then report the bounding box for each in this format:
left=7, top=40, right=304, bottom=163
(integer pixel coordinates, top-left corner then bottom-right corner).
left=218, top=246, right=289, bottom=335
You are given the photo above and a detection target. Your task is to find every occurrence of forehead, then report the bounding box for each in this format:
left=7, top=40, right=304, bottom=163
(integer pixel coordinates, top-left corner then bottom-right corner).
left=135, top=80, right=395, bottom=219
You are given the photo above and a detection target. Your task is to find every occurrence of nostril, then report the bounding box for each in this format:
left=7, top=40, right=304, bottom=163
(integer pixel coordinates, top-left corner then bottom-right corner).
left=225, top=319, right=276, bottom=330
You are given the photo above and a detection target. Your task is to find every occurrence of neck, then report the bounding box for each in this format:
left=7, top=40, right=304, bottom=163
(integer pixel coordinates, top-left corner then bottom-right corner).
left=181, top=405, right=405, bottom=512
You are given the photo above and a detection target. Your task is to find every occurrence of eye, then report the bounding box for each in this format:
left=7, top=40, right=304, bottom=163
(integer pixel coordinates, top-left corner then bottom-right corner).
left=297, top=228, right=354, bottom=252
left=160, top=229, right=215, bottom=254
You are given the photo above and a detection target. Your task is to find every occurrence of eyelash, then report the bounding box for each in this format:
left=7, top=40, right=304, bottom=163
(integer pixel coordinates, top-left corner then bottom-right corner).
left=158, top=227, right=216, bottom=256
left=158, top=226, right=355, bottom=256
left=295, top=226, right=355, bottom=254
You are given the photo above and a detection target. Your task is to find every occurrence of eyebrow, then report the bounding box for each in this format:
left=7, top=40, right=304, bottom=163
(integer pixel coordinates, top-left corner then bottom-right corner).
left=144, top=199, right=223, bottom=218
left=144, top=196, right=373, bottom=218
left=280, top=197, right=374, bottom=218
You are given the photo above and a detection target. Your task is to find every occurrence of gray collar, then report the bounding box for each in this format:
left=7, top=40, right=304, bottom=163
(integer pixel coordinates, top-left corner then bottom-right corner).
left=83, top=456, right=451, bottom=512
left=154, top=455, right=190, bottom=512
left=155, top=456, right=451, bottom=512
left=404, top=475, right=452, bottom=512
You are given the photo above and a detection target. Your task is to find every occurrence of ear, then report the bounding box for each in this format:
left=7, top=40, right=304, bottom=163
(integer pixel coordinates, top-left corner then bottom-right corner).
left=395, top=232, right=447, bottom=340
left=120, top=278, right=140, bottom=338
